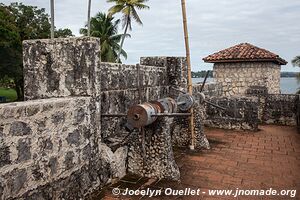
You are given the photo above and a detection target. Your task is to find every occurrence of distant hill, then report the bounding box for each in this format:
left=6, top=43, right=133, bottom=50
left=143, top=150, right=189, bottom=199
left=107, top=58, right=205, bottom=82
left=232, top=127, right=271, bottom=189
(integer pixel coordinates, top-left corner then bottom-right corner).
left=192, top=71, right=298, bottom=78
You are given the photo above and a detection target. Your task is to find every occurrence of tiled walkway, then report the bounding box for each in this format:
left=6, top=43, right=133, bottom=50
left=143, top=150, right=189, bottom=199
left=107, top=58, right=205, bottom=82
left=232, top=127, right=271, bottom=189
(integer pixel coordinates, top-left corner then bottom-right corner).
left=93, top=125, right=300, bottom=200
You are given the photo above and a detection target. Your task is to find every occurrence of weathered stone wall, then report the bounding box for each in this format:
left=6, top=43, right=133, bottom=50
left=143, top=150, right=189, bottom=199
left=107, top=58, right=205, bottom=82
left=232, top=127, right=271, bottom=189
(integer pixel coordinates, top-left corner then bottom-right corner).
left=140, top=57, right=210, bottom=149
left=245, top=88, right=297, bottom=126
left=203, top=94, right=298, bottom=131
left=0, top=37, right=124, bottom=199
left=23, top=37, right=101, bottom=100
left=100, top=62, right=169, bottom=145
left=213, top=62, right=281, bottom=96
left=204, top=96, right=259, bottom=131
left=262, top=94, right=297, bottom=126
left=23, top=37, right=101, bottom=141
left=1, top=36, right=212, bottom=198
left=100, top=57, right=211, bottom=182
left=140, top=56, right=188, bottom=92
left=101, top=57, right=210, bottom=150
left=128, top=118, right=180, bottom=180
left=193, top=82, right=223, bottom=97
left=171, top=103, right=210, bottom=149
left=0, top=97, right=109, bottom=199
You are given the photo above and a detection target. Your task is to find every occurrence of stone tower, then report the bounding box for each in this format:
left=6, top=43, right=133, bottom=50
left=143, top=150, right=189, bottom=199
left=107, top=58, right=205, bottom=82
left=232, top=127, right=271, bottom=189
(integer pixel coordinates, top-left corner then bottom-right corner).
left=203, top=43, right=287, bottom=96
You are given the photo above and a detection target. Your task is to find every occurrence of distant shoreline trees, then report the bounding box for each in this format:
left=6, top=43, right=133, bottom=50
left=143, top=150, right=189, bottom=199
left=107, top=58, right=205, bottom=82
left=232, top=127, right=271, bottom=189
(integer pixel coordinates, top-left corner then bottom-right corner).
left=191, top=71, right=298, bottom=78
left=191, top=71, right=213, bottom=78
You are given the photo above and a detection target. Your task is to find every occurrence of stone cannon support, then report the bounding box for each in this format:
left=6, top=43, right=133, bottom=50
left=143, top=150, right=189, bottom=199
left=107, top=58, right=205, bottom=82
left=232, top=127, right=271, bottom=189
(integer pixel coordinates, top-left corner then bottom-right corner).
left=141, top=57, right=210, bottom=150
left=128, top=117, right=180, bottom=180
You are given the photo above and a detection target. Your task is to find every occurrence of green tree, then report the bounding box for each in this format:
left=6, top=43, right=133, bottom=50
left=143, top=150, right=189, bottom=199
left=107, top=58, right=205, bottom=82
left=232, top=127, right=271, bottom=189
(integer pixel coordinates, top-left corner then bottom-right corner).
left=292, top=56, right=300, bottom=67
left=107, top=0, right=149, bottom=62
left=0, top=3, right=52, bottom=100
left=80, top=12, right=128, bottom=63
left=191, top=71, right=213, bottom=78
left=292, top=56, right=300, bottom=82
left=55, top=28, right=74, bottom=38
left=8, top=2, right=51, bottom=40
left=0, top=4, right=22, bottom=99
left=1, top=3, right=75, bottom=101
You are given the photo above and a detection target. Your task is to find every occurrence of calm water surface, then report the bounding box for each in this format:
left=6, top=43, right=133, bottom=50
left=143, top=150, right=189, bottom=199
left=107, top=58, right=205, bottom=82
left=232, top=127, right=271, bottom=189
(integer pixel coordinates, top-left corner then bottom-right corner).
left=192, top=77, right=299, bottom=94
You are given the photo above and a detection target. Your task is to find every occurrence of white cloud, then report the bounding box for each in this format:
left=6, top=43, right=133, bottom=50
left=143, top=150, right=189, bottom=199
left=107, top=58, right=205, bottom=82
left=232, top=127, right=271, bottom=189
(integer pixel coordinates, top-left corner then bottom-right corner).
left=2, top=0, right=300, bottom=72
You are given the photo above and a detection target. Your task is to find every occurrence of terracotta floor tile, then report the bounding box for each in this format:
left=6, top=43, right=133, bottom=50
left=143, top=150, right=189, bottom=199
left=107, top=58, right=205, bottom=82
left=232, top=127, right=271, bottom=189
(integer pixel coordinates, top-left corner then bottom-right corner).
left=95, top=125, right=300, bottom=200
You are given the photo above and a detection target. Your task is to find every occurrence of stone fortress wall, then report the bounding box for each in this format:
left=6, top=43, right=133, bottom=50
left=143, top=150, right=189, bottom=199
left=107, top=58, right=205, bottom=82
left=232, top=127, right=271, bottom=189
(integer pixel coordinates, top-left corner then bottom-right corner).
left=1, top=38, right=106, bottom=199
left=100, top=57, right=183, bottom=145
left=0, top=37, right=298, bottom=199
left=0, top=38, right=215, bottom=199
left=213, top=62, right=281, bottom=96
left=0, top=97, right=103, bottom=199
left=206, top=61, right=298, bottom=129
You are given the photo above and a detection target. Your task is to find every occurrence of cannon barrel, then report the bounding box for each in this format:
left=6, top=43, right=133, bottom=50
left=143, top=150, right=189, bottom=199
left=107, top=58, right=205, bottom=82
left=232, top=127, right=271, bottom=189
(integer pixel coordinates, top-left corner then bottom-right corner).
left=103, top=90, right=228, bottom=129
left=126, top=95, right=196, bottom=128
left=127, top=102, right=160, bottom=128
left=127, top=97, right=180, bottom=128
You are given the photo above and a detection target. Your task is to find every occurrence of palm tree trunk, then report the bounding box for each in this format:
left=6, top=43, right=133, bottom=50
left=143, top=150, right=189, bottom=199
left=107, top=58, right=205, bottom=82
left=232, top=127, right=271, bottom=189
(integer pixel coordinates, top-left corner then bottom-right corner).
left=50, top=0, right=55, bottom=39
left=87, top=0, right=92, bottom=36
left=181, top=0, right=195, bottom=150
left=117, top=16, right=129, bottom=63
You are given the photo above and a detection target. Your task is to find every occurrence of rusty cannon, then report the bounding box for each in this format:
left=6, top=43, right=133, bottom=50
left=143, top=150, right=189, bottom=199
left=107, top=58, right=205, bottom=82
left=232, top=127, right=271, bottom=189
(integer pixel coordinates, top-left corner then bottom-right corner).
left=127, top=94, right=195, bottom=128
left=102, top=71, right=227, bottom=129
left=102, top=93, right=226, bottom=130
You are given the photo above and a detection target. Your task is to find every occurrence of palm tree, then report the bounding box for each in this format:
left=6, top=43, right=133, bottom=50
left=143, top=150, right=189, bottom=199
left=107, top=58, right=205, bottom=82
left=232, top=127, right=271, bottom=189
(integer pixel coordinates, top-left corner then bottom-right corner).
left=292, top=56, right=300, bottom=82
left=50, top=0, right=54, bottom=39
left=107, top=0, right=149, bottom=62
left=80, top=12, right=129, bottom=63
left=292, top=56, right=300, bottom=93
left=292, top=56, right=300, bottom=67
left=87, top=0, right=91, bottom=36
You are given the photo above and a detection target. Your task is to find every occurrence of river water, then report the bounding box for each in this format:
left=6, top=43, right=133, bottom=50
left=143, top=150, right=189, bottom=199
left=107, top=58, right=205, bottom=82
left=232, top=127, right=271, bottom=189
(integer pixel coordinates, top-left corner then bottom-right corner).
left=192, top=77, right=299, bottom=94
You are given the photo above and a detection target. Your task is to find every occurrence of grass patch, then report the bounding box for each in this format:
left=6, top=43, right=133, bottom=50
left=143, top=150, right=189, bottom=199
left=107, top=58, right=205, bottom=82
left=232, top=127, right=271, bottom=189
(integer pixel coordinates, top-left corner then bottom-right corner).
left=0, top=87, right=17, bottom=102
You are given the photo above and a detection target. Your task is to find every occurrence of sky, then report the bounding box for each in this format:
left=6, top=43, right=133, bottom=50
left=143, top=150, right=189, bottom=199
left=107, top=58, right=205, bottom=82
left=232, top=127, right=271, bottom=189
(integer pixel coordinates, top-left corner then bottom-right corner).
left=2, top=0, right=300, bottom=72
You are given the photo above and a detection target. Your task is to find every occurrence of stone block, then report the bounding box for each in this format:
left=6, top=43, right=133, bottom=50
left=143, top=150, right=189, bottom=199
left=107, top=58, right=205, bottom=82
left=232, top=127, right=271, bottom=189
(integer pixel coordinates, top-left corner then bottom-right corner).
left=204, top=96, right=259, bottom=131
left=262, top=94, right=297, bottom=125
left=0, top=97, right=101, bottom=199
left=17, top=138, right=31, bottom=162
left=64, top=151, right=75, bottom=170
left=213, top=62, right=281, bottom=96
left=99, top=144, right=128, bottom=179
left=9, top=121, right=32, bottom=136
left=23, top=37, right=101, bottom=100
left=0, top=146, right=11, bottom=167
left=48, top=157, right=58, bottom=175
left=66, top=130, right=80, bottom=146
left=8, top=169, right=27, bottom=194
left=128, top=118, right=180, bottom=180
left=51, top=111, right=66, bottom=125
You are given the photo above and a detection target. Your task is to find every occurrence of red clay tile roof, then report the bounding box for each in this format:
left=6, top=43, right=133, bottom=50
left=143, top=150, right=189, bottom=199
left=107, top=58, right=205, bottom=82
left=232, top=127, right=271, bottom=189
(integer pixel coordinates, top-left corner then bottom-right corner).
left=203, top=43, right=287, bottom=65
